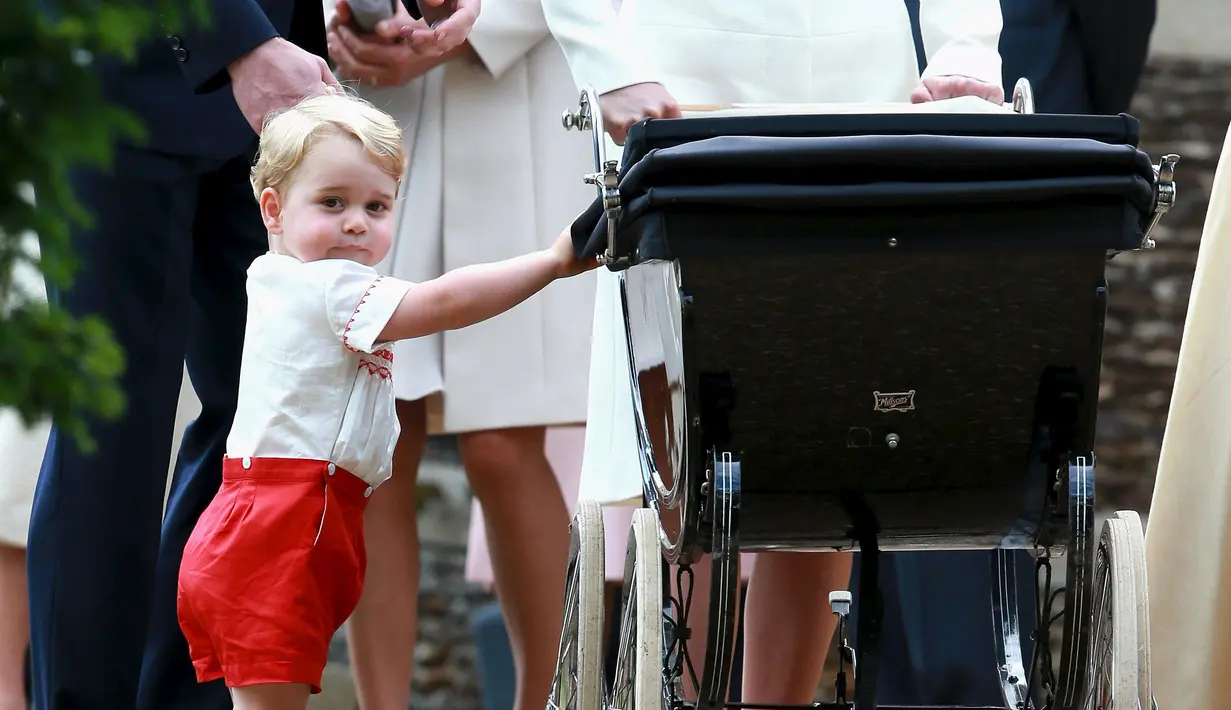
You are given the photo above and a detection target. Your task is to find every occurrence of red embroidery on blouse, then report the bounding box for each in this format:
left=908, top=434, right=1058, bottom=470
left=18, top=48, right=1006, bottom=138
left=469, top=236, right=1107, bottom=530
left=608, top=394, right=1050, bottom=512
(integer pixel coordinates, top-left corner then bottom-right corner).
left=358, top=361, right=392, bottom=380
left=345, top=277, right=396, bottom=380
left=343, top=276, right=384, bottom=354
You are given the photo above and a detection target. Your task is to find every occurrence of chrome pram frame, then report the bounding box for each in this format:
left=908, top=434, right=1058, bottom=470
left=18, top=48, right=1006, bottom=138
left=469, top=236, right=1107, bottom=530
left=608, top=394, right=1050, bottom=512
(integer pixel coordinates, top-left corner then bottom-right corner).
left=547, top=79, right=1177, bottom=710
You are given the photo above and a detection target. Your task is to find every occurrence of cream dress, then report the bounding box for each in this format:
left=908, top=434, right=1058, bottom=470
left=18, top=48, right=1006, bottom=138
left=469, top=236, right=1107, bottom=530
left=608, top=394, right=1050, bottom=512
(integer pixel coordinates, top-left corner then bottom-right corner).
left=1145, top=123, right=1231, bottom=710
left=541, top=0, right=1006, bottom=504
left=327, top=0, right=600, bottom=435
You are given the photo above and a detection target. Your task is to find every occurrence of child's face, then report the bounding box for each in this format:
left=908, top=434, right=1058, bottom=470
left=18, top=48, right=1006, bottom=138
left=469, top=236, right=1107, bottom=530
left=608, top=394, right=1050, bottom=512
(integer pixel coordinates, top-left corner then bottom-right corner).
left=259, top=133, right=398, bottom=267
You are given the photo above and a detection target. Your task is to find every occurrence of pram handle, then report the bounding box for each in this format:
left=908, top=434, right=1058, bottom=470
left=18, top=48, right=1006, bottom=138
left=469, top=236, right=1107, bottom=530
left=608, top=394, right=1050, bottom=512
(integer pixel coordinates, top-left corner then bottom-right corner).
left=560, top=88, right=622, bottom=266
left=562, top=78, right=1178, bottom=257
left=561, top=79, right=1037, bottom=266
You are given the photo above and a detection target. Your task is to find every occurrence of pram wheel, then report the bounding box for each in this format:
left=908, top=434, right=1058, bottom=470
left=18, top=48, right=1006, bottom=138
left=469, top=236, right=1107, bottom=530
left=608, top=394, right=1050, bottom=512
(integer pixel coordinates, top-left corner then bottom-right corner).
left=1112, top=510, right=1153, bottom=710
left=1084, top=510, right=1153, bottom=710
left=547, top=500, right=605, bottom=710
left=609, top=508, right=665, bottom=710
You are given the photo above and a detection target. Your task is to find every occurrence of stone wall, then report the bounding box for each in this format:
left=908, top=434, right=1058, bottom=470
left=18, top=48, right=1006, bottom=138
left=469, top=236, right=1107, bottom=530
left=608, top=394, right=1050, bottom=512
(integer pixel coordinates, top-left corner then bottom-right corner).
left=1151, top=0, right=1231, bottom=61
left=1097, top=58, right=1230, bottom=512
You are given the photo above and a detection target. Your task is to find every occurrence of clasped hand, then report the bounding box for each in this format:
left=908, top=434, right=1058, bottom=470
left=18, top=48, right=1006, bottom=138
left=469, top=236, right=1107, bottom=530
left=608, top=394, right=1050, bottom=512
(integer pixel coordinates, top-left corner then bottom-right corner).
left=327, top=0, right=477, bottom=87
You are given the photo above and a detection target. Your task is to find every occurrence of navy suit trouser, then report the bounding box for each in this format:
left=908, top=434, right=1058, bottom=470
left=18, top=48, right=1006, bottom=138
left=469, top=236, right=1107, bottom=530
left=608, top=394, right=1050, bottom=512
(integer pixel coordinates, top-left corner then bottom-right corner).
left=27, top=144, right=266, bottom=710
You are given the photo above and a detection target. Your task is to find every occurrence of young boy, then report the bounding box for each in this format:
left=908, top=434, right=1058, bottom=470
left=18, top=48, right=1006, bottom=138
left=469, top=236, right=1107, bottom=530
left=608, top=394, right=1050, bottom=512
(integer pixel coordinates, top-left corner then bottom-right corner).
left=175, top=91, right=596, bottom=710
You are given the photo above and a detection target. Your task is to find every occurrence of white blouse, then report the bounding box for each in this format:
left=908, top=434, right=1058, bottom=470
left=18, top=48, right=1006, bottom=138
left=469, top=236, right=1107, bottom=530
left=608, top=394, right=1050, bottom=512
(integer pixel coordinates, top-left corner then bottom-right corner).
left=226, top=253, right=414, bottom=488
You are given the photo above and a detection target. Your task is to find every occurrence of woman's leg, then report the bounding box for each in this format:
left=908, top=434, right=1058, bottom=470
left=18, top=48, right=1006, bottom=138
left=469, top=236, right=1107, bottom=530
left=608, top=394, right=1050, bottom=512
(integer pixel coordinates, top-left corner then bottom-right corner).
left=347, top=398, right=428, bottom=710
left=459, top=426, right=569, bottom=710
left=0, top=543, right=27, bottom=710
left=740, top=551, right=853, bottom=704
left=672, top=555, right=712, bottom=701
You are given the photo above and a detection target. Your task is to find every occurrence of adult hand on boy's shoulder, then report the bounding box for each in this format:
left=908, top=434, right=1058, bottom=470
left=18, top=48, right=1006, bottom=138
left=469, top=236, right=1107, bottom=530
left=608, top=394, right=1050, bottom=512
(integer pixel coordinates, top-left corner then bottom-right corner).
left=551, top=226, right=600, bottom=279
left=229, top=38, right=340, bottom=134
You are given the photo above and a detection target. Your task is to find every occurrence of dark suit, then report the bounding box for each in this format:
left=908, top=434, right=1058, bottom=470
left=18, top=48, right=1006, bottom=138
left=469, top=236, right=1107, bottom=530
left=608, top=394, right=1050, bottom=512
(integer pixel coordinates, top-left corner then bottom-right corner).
left=859, top=1, right=1157, bottom=705
left=27, top=2, right=326, bottom=708
left=1000, top=0, right=1156, bottom=115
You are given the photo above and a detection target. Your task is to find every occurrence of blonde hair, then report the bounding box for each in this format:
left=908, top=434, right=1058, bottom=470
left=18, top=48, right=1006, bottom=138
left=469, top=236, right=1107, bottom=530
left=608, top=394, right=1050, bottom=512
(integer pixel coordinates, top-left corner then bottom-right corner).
left=251, top=90, right=407, bottom=201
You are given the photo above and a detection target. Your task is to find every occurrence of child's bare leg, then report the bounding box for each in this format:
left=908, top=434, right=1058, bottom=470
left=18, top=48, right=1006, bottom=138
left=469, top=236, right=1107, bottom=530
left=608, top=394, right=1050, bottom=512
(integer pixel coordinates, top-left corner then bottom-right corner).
left=230, top=683, right=311, bottom=710
left=741, top=551, right=852, bottom=703
left=346, top=398, right=427, bottom=710
left=459, top=426, right=569, bottom=710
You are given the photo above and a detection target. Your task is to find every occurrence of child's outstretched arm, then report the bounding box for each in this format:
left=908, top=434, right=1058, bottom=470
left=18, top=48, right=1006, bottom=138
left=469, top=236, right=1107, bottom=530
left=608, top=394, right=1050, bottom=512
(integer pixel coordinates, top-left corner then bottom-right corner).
left=379, top=226, right=597, bottom=342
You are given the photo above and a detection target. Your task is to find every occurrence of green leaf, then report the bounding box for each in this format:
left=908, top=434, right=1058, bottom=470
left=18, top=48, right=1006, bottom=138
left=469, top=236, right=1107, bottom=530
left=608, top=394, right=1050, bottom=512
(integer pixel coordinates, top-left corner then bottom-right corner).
left=1, top=0, right=211, bottom=448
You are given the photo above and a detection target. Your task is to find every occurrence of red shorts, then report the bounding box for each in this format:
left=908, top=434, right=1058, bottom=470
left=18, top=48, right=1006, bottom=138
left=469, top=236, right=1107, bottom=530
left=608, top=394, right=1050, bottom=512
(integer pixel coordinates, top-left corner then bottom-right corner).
left=177, top=457, right=372, bottom=692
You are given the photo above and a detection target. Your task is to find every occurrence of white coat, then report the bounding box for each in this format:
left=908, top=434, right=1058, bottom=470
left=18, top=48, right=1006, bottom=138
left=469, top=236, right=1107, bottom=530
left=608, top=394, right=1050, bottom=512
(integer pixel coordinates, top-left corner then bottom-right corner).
left=540, top=0, right=1006, bottom=504
left=1145, top=125, right=1231, bottom=710
left=325, top=0, right=599, bottom=434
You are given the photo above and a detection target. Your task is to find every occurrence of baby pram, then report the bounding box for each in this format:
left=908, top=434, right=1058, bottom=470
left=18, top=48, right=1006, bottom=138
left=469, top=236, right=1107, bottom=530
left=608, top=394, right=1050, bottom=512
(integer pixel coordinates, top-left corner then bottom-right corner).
left=548, top=80, right=1178, bottom=710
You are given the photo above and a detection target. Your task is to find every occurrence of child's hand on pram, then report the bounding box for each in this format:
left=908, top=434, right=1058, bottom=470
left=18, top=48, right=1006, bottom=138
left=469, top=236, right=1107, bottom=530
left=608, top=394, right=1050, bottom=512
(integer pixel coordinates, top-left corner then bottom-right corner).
left=909, top=75, right=1004, bottom=105
left=551, top=226, right=600, bottom=278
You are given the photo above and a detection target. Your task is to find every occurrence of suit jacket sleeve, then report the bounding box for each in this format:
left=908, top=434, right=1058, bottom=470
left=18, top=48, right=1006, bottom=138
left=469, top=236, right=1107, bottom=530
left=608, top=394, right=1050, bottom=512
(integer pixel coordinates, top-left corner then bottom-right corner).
left=917, top=0, right=1004, bottom=87
left=539, top=0, right=659, bottom=95
left=175, top=0, right=281, bottom=94
left=1071, top=0, right=1156, bottom=114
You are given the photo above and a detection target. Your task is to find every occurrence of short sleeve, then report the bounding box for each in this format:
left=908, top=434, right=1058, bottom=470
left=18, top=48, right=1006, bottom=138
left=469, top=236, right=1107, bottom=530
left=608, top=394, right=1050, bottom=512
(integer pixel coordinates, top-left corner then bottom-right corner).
left=320, top=261, right=415, bottom=354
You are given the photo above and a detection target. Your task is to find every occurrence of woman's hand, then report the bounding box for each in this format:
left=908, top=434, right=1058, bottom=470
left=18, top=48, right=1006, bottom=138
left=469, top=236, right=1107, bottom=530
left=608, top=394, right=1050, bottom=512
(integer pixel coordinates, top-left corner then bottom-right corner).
left=551, top=227, right=600, bottom=279
left=327, top=0, right=468, bottom=87
left=910, top=75, right=1004, bottom=105
left=599, top=82, right=681, bottom=145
